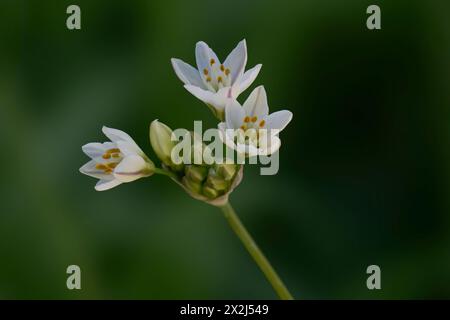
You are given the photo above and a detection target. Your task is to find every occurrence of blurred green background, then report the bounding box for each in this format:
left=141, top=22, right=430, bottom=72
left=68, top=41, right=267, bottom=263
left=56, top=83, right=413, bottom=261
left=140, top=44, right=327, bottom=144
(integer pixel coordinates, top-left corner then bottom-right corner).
left=0, top=0, right=449, bottom=299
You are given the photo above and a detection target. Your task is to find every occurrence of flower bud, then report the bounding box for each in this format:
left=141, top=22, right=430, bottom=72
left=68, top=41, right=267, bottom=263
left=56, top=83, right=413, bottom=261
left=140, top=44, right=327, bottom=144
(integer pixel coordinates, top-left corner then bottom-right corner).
left=150, top=120, right=183, bottom=171
left=216, top=164, right=237, bottom=181
left=185, top=165, right=208, bottom=183
left=172, top=165, right=244, bottom=206
left=203, top=186, right=219, bottom=199
left=206, top=174, right=229, bottom=192
left=182, top=176, right=202, bottom=194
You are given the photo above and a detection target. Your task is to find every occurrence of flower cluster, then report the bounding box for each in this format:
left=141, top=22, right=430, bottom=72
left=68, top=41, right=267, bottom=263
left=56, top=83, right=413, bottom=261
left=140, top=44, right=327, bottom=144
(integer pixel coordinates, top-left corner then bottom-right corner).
left=80, top=40, right=293, bottom=205
left=172, top=40, right=293, bottom=156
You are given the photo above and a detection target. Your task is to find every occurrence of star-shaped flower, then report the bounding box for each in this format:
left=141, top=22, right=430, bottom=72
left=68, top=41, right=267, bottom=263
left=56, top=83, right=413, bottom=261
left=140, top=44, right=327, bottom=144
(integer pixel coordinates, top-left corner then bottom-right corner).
left=218, top=86, right=293, bottom=157
left=80, top=126, right=155, bottom=191
left=171, top=39, right=262, bottom=119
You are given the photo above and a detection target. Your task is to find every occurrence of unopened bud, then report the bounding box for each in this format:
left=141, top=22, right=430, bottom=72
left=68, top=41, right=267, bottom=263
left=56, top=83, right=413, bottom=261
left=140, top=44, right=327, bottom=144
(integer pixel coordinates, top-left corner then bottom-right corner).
left=150, top=120, right=174, bottom=164
left=185, top=165, right=208, bottom=183
left=150, top=120, right=183, bottom=171
left=216, top=164, right=237, bottom=181
left=206, top=175, right=228, bottom=191
left=203, top=186, right=219, bottom=199
left=182, top=176, right=202, bottom=194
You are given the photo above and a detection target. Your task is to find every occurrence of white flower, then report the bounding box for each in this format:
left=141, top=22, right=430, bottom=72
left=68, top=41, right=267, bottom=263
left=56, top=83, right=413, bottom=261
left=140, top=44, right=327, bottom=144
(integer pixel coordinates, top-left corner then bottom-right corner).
left=80, top=126, right=155, bottom=191
left=171, top=39, right=262, bottom=119
left=218, top=86, right=293, bottom=157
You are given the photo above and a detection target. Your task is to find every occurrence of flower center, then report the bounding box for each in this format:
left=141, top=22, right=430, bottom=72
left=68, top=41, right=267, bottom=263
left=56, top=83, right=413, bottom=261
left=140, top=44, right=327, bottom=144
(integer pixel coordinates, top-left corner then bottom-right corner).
left=240, top=116, right=265, bottom=131
left=96, top=148, right=122, bottom=174
left=203, top=60, right=232, bottom=92
left=236, top=116, right=268, bottom=148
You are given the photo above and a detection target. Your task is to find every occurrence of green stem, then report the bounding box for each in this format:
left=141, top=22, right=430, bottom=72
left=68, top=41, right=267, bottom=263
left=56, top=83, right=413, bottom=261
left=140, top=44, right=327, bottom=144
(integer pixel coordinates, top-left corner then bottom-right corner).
left=220, top=202, right=294, bottom=300
left=154, top=167, right=177, bottom=179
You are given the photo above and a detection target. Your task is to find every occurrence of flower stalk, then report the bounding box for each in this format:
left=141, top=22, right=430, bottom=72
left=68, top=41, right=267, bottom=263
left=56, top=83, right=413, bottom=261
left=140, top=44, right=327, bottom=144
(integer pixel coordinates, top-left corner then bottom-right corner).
left=219, top=202, right=294, bottom=300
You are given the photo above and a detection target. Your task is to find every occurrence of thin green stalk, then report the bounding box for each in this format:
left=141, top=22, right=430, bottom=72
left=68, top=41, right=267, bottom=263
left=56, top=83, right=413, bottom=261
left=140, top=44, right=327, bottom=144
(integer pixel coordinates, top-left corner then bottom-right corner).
left=154, top=167, right=177, bottom=179
left=220, top=202, right=294, bottom=300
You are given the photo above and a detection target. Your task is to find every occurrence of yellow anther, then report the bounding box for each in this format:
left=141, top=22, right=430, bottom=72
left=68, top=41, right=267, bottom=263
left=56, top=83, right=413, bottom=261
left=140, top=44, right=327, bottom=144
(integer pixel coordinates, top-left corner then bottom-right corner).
left=206, top=76, right=212, bottom=82
left=251, top=116, right=257, bottom=122
left=105, top=168, right=113, bottom=173
left=203, top=68, right=209, bottom=75
left=220, top=64, right=225, bottom=71
left=240, top=125, right=247, bottom=131
left=259, top=120, right=266, bottom=127
left=217, top=76, right=223, bottom=83
left=102, top=153, right=111, bottom=159
left=106, top=148, right=120, bottom=154
left=95, top=163, right=107, bottom=170
left=111, top=153, right=120, bottom=158
left=244, top=116, right=250, bottom=123
left=225, top=68, right=231, bottom=76
left=210, top=58, right=215, bottom=65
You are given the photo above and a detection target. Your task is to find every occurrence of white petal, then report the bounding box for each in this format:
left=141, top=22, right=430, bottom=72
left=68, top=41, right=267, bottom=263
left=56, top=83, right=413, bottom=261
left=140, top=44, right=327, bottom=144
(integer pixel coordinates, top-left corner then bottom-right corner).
left=171, top=58, right=205, bottom=89
left=218, top=122, right=238, bottom=151
left=184, top=85, right=214, bottom=105
left=184, top=85, right=230, bottom=111
left=102, top=126, right=134, bottom=143
left=243, top=85, right=269, bottom=118
left=195, top=41, right=220, bottom=76
left=258, top=135, right=281, bottom=156
left=225, top=99, right=245, bottom=129
left=95, top=179, right=122, bottom=191
left=238, top=64, right=262, bottom=95
left=113, top=154, right=148, bottom=183
left=82, top=143, right=106, bottom=159
left=82, top=142, right=116, bottom=159
left=102, top=126, right=145, bottom=155
left=235, top=142, right=259, bottom=157
left=223, top=39, right=247, bottom=85
left=116, top=140, right=143, bottom=157
left=264, top=110, right=293, bottom=132
left=79, top=160, right=111, bottom=180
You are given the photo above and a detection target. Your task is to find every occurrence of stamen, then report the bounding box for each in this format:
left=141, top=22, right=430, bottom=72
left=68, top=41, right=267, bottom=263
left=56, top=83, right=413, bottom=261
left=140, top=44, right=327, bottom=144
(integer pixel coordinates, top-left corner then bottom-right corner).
left=106, top=148, right=120, bottom=154
left=251, top=116, right=257, bottom=123
left=220, top=64, right=225, bottom=71
left=107, top=162, right=118, bottom=169
left=203, top=68, right=209, bottom=75
left=240, top=125, right=247, bottom=131
left=206, top=76, right=212, bottom=82
left=225, top=68, right=231, bottom=76
left=244, top=116, right=250, bottom=123
left=259, top=120, right=266, bottom=127
left=102, top=153, right=111, bottom=159
left=210, top=58, right=215, bottom=65
left=95, top=164, right=107, bottom=170
left=105, top=168, right=113, bottom=173
left=217, top=76, right=223, bottom=83
left=111, top=153, right=120, bottom=158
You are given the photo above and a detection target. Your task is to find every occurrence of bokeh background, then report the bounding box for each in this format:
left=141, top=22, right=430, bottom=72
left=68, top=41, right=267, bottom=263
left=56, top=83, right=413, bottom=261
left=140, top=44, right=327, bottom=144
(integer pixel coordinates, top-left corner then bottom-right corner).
left=1, top=0, right=449, bottom=299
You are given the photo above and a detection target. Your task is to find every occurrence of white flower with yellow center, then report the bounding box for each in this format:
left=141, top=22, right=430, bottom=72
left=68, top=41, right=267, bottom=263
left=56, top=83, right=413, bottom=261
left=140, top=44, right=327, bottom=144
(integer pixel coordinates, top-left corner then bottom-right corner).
left=79, top=126, right=155, bottom=191
left=171, top=39, right=262, bottom=119
left=218, top=86, right=293, bottom=157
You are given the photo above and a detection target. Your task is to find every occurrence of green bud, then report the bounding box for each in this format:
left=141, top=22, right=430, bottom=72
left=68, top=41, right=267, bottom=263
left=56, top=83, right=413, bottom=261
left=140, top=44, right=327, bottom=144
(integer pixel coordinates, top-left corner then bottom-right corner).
left=150, top=120, right=174, bottom=164
left=216, top=164, right=237, bottom=181
left=203, top=186, right=219, bottom=199
left=150, top=120, right=183, bottom=171
left=206, top=175, right=229, bottom=191
left=185, top=165, right=208, bottom=183
left=182, top=176, right=202, bottom=194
